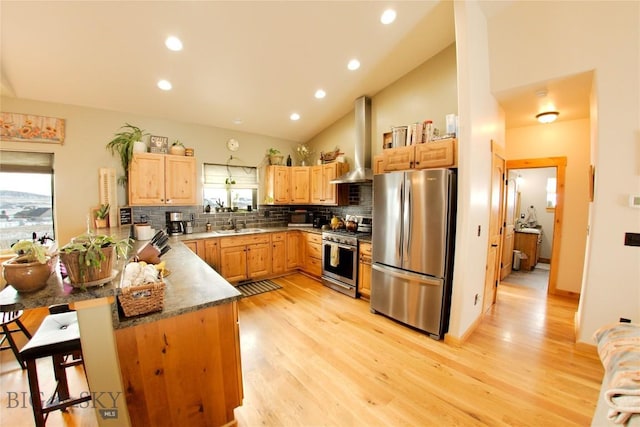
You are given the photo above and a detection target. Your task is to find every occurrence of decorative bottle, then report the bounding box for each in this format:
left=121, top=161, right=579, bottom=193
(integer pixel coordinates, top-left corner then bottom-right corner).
left=286, top=155, right=292, bottom=166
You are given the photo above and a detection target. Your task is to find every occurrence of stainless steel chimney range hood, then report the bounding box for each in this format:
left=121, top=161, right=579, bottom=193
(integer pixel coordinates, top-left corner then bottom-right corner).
left=330, top=96, right=373, bottom=184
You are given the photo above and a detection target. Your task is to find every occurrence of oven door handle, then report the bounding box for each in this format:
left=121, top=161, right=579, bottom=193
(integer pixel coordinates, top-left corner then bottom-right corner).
left=324, top=243, right=356, bottom=251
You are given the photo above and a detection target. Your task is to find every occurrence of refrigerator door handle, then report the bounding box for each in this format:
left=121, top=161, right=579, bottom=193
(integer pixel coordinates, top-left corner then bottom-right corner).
left=402, top=174, right=411, bottom=264
left=372, top=263, right=441, bottom=286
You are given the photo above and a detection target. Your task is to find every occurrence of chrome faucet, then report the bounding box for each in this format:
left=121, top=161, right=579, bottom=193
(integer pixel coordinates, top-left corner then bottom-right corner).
left=228, top=217, right=236, bottom=230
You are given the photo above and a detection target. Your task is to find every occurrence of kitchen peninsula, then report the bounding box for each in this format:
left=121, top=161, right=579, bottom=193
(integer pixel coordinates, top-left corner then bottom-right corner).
left=0, top=239, right=243, bottom=427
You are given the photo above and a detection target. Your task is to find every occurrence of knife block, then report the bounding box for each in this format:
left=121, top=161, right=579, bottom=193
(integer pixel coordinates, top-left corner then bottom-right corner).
left=136, top=242, right=162, bottom=264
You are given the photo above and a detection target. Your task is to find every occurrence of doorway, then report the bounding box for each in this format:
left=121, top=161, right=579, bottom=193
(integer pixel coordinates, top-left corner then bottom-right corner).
left=502, top=167, right=557, bottom=291
left=502, top=157, right=566, bottom=296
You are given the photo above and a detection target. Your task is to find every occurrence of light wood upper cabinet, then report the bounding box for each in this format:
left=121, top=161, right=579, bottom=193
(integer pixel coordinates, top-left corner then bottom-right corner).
left=380, top=138, right=457, bottom=173
left=310, top=163, right=349, bottom=205
left=129, top=153, right=197, bottom=206
left=265, top=166, right=291, bottom=204
left=290, top=167, right=310, bottom=204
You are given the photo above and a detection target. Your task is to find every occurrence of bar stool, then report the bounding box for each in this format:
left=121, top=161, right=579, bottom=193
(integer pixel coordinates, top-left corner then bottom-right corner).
left=0, top=310, right=32, bottom=369
left=20, top=305, right=91, bottom=427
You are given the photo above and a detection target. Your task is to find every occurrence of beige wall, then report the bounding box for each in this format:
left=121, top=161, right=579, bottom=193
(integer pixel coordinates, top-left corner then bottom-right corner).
left=488, top=2, right=640, bottom=342
left=0, top=97, right=297, bottom=244
left=307, top=43, right=458, bottom=164
left=507, top=119, right=591, bottom=294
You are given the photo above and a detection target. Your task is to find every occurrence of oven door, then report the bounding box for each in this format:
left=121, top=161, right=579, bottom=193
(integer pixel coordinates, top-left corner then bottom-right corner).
left=321, top=241, right=357, bottom=287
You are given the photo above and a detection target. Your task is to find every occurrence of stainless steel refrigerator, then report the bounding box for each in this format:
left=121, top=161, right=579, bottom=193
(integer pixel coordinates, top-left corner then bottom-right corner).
left=371, top=168, right=456, bottom=339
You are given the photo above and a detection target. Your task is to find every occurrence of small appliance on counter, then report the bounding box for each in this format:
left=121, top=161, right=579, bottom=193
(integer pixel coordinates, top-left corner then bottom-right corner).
left=166, top=211, right=184, bottom=236
left=287, top=210, right=314, bottom=228
left=182, top=214, right=194, bottom=234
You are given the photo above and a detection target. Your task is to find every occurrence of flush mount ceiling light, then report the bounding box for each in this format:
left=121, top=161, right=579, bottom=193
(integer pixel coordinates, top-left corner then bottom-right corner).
left=380, top=9, right=397, bottom=25
left=347, top=59, right=360, bottom=71
left=157, top=79, right=172, bottom=91
left=536, top=111, right=559, bottom=124
left=165, top=36, right=183, bottom=51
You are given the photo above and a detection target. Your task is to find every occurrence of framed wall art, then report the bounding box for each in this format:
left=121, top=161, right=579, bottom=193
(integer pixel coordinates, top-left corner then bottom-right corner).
left=0, top=112, right=65, bottom=144
left=150, top=135, right=168, bottom=154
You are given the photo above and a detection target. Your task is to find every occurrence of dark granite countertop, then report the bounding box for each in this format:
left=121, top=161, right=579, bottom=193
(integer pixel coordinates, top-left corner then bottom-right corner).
left=0, top=239, right=241, bottom=329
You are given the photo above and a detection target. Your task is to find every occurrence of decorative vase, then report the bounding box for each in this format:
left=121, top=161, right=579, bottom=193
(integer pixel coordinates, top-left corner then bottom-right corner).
left=2, top=257, right=53, bottom=292
left=133, top=140, right=147, bottom=153
left=169, top=145, right=186, bottom=156
left=300, top=160, right=307, bottom=166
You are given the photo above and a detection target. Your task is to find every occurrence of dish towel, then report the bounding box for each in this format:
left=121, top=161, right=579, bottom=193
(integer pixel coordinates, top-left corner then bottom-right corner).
left=330, top=244, right=340, bottom=267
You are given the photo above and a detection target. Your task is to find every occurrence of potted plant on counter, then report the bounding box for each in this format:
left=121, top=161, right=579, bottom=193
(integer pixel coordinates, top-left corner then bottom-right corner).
left=59, top=233, right=131, bottom=288
left=106, top=123, right=149, bottom=186
left=2, top=240, right=55, bottom=292
left=94, top=203, right=110, bottom=229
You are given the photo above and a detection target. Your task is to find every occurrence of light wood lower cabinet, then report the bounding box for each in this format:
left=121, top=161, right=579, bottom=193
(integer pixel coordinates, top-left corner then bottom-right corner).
left=183, top=238, right=220, bottom=272
left=358, top=242, right=372, bottom=300
left=286, top=231, right=301, bottom=270
left=220, top=234, right=271, bottom=282
left=115, top=302, right=243, bottom=426
left=271, top=232, right=286, bottom=275
left=302, top=233, right=322, bottom=277
left=514, top=231, right=541, bottom=271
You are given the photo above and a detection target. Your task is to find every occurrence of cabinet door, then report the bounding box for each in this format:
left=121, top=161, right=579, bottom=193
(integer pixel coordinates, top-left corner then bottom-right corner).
left=310, top=165, right=323, bottom=204
left=272, top=239, right=286, bottom=275
left=321, top=164, right=338, bottom=204
left=383, top=146, right=415, bottom=171
left=286, top=231, right=300, bottom=270
left=358, top=243, right=372, bottom=299
left=204, top=239, right=220, bottom=272
left=220, top=246, right=248, bottom=282
left=129, top=153, right=166, bottom=205
left=247, top=242, right=271, bottom=279
left=183, top=240, right=200, bottom=255
left=290, top=167, right=310, bottom=203
left=373, top=155, right=385, bottom=175
left=414, top=139, right=456, bottom=169
left=274, top=166, right=291, bottom=204
left=165, top=156, right=197, bottom=205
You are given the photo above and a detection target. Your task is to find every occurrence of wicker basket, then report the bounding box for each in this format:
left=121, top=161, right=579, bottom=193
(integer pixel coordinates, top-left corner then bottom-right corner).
left=118, top=281, right=165, bottom=317
left=59, top=246, right=114, bottom=287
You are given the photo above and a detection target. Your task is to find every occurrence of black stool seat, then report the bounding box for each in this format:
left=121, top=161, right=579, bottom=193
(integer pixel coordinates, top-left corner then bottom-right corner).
left=0, top=310, right=32, bottom=369
left=20, top=309, right=91, bottom=427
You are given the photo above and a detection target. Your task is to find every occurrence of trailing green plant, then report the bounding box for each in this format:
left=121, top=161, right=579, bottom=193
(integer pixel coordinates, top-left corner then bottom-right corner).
left=106, top=123, right=149, bottom=186
left=10, top=240, right=49, bottom=264
left=60, top=233, right=131, bottom=271
left=95, top=203, right=110, bottom=219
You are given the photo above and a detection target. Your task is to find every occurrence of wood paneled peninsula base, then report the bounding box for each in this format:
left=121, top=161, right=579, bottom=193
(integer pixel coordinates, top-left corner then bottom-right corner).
left=0, top=239, right=243, bottom=427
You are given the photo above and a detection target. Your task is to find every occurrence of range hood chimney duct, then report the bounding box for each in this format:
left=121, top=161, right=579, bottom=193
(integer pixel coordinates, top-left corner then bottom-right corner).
left=330, top=96, right=372, bottom=184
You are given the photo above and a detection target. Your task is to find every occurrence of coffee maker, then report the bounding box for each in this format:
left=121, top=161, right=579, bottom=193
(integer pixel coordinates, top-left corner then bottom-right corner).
left=166, top=211, right=184, bottom=236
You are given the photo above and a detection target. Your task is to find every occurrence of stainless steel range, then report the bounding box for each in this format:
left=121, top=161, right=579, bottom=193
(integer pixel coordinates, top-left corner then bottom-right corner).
left=321, top=216, right=371, bottom=298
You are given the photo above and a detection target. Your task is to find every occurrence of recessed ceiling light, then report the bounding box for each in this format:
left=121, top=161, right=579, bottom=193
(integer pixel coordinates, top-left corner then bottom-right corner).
left=536, top=111, right=559, bottom=124
left=233, top=118, right=243, bottom=125
left=165, top=36, right=183, bottom=51
left=290, top=113, right=300, bottom=121
left=347, top=59, right=360, bottom=71
left=314, top=89, right=326, bottom=99
left=157, top=79, right=172, bottom=91
left=380, top=9, right=397, bottom=25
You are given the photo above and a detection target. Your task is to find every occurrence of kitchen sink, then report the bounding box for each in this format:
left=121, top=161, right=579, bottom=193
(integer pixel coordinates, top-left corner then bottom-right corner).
left=214, top=228, right=266, bottom=235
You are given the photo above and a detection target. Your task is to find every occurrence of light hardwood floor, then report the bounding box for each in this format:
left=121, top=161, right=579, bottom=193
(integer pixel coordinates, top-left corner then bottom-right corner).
left=1, top=273, right=603, bottom=426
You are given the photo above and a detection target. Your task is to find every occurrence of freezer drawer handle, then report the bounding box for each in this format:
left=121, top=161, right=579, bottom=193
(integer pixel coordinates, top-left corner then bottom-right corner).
left=372, top=263, right=441, bottom=286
